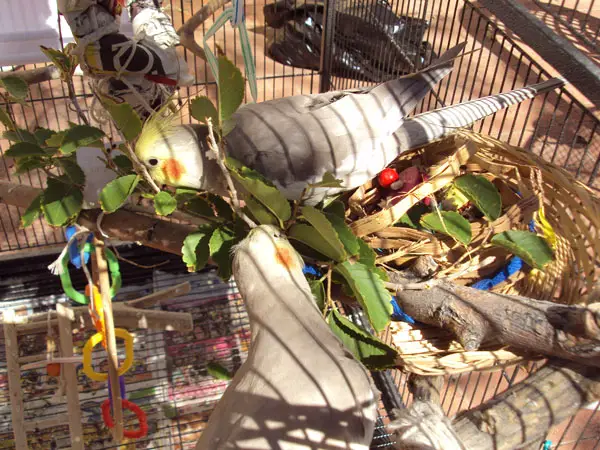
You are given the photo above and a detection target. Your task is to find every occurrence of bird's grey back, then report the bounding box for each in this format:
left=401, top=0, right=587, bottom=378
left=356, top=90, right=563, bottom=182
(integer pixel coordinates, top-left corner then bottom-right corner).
left=224, top=43, right=466, bottom=196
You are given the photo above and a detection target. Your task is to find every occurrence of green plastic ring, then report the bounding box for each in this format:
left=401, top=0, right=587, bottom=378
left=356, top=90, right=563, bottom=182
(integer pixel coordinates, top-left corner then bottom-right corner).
left=59, top=243, right=122, bottom=304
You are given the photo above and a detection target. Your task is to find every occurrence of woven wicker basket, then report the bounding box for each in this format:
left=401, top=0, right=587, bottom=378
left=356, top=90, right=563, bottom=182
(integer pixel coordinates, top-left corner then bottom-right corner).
left=344, top=130, right=600, bottom=375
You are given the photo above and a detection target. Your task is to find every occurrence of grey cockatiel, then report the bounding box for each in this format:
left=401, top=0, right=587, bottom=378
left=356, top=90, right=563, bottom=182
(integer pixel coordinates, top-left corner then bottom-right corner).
left=135, top=43, right=565, bottom=204
left=194, top=225, right=378, bottom=449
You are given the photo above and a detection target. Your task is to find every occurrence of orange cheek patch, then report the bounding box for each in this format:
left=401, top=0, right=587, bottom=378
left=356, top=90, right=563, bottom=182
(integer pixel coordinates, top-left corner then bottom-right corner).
left=275, top=245, right=299, bottom=271
left=161, top=158, right=186, bottom=183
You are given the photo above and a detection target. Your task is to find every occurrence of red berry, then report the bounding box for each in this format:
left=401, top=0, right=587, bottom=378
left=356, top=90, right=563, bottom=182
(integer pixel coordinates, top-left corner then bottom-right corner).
left=378, top=168, right=399, bottom=187
left=47, top=363, right=61, bottom=377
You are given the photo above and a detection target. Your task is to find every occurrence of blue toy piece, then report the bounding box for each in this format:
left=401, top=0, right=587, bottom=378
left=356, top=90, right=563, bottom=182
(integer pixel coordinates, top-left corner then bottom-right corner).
left=302, top=264, right=322, bottom=277
left=390, top=297, right=415, bottom=324
left=65, top=226, right=93, bottom=269
left=472, top=256, right=523, bottom=291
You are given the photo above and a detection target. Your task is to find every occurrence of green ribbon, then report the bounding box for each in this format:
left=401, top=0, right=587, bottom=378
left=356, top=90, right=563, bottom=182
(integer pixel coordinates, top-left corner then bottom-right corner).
left=203, top=7, right=258, bottom=103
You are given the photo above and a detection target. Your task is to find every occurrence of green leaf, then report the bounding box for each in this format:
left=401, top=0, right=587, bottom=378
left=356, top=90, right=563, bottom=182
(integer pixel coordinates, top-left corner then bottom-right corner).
left=40, top=45, right=75, bottom=77
left=185, top=197, right=215, bottom=218
left=308, top=171, right=344, bottom=188
left=334, top=260, right=392, bottom=332
left=226, top=159, right=291, bottom=222
left=420, top=211, right=472, bottom=245
left=15, top=157, right=47, bottom=175
left=3, top=129, right=37, bottom=144
left=0, top=76, right=29, bottom=99
left=102, top=98, right=143, bottom=141
left=57, top=159, right=86, bottom=185
left=41, top=178, right=83, bottom=226
left=356, top=239, right=388, bottom=282
left=210, top=227, right=237, bottom=280
left=99, top=174, right=140, bottom=213
left=218, top=56, right=245, bottom=125
left=45, top=130, right=66, bottom=148
left=325, top=212, right=360, bottom=256
left=0, top=108, right=13, bottom=130
left=5, top=142, right=46, bottom=158
left=398, top=202, right=430, bottom=229
left=60, top=125, right=105, bottom=154
left=308, top=279, right=326, bottom=311
left=181, top=226, right=213, bottom=272
left=454, top=174, right=502, bottom=221
left=206, top=362, right=232, bottom=380
left=244, top=195, right=279, bottom=226
left=324, top=200, right=346, bottom=219
left=175, top=188, right=199, bottom=202
left=289, top=223, right=345, bottom=261
left=328, top=309, right=397, bottom=370
left=190, top=96, right=219, bottom=127
left=300, top=206, right=347, bottom=261
left=154, top=191, right=177, bottom=216
left=34, top=128, right=55, bottom=146
left=20, top=194, right=42, bottom=228
left=112, top=154, right=133, bottom=173
left=491, top=230, right=553, bottom=270
left=208, top=194, right=234, bottom=221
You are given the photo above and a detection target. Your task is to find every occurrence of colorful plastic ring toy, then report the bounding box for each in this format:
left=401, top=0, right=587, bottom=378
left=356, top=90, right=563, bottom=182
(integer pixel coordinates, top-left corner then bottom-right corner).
left=59, top=244, right=122, bottom=304
left=82, top=328, right=134, bottom=381
left=101, top=398, right=148, bottom=439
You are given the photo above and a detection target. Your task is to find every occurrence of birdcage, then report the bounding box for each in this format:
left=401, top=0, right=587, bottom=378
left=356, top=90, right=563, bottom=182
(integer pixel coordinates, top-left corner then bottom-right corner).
left=0, top=0, right=599, bottom=449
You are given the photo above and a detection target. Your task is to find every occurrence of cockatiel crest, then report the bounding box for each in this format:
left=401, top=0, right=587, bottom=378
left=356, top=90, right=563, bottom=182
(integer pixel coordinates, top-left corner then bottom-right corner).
left=135, top=105, right=227, bottom=194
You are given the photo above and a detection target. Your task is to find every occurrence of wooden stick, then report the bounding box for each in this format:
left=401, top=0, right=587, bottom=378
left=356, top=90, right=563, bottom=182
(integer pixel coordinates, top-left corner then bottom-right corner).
left=15, top=306, right=193, bottom=334
left=25, top=414, right=70, bottom=432
left=56, top=303, right=85, bottom=450
left=2, top=310, right=27, bottom=450
left=21, top=356, right=83, bottom=371
left=125, top=282, right=191, bottom=308
left=94, top=238, right=124, bottom=443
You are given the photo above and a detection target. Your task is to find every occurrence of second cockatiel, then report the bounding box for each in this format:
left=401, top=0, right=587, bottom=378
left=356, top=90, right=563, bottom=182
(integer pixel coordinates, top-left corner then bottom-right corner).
left=135, top=43, right=565, bottom=205
left=194, top=225, right=378, bottom=449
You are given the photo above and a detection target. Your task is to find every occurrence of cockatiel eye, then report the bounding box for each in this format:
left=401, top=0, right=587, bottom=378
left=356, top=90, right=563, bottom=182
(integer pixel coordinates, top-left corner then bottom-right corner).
left=148, top=158, right=159, bottom=166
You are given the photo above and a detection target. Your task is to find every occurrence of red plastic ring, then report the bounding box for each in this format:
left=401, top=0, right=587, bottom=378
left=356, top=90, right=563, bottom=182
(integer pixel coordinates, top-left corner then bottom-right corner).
left=101, top=398, right=148, bottom=439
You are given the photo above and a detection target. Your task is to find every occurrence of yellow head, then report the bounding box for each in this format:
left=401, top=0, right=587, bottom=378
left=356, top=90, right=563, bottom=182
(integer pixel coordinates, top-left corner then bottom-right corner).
left=134, top=110, right=208, bottom=190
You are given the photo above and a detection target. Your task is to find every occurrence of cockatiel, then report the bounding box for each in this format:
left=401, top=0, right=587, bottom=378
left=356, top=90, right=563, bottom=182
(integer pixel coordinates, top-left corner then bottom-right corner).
left=194, top=225, right=378, bottom=449
left=135, top=43, right=565, bottom=205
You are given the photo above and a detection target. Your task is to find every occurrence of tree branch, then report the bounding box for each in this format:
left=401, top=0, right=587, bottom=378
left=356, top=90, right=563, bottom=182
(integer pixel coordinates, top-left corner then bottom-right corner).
left=176, top=0, right=232, bottom=60
left=0, top=66, right=61, bottom=85
left=390, top=360, right=600, bottom=450
left=452, top=360, right=600, bottom=450
left=0, top=180, right=193, bottom=256
left=395, top=280, right=600, bottom=366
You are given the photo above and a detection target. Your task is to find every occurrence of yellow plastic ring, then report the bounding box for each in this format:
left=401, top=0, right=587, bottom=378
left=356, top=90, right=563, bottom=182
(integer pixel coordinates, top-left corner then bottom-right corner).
left=82, top=329, right=134, bottom=382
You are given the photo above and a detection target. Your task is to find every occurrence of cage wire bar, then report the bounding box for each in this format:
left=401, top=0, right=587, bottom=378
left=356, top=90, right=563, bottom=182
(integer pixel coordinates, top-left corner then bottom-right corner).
left=0, top=0, right=599, bottom=448
left=531, top=0, right=599, bottom=57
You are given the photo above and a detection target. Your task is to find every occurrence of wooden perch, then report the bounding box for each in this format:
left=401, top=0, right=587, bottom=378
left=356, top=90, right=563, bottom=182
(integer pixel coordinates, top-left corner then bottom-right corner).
left=395, top=280, right=600, bottom=367
left=390, top=360, right=600, bottom=450
left=12, top=283, right=194, bottom=335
